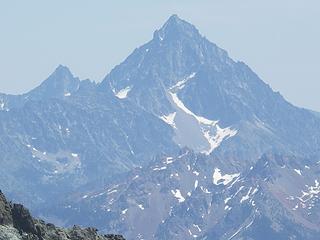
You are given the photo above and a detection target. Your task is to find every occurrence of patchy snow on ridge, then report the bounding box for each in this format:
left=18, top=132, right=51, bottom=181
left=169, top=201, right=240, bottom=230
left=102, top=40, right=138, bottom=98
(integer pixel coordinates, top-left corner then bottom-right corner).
left=0, top=99, right=9, bottom=111
left=169, top=72, right=196, bottom=91
left=298, top=180, right=320, bottom=203
left=193, top=224, right=202, bottom=233
left=153, top=166, right=167, bottom=171
left=164, top=157, right=174, bottom=164
left=121, top=209, right=128, bottom=214
left=240, top=187, right=252, bottom=203
left=114, top=86, right=132, bottom=99
left=160, top=112, right=177, bottom=128
left=171, top=189, right=185, bottom=203
left=0, top=100, right=5, bottom=110
left=213, top=168, right=240, bottom=186
left=202, top=125, right=237, bottom=155
left=294, top=169, right=302, bottom=176
left=137, top=204, right=145, bottom=210
left=169, top=92, right=218, bottom=126
left=194, top=180, right=199, bottom=189
left=224, top=197, right=232, bottom=204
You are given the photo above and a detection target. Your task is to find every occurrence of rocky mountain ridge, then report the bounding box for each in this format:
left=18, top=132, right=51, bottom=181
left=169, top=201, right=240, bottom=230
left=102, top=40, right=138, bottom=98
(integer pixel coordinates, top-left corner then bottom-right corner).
left=52, top=150, right=320, bottom=239
left=0, top=190, right=125, bottom=240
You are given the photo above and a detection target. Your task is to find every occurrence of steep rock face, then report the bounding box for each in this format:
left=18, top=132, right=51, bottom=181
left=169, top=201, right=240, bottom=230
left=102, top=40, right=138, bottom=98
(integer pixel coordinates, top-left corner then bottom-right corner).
left=0, top=65, right=178, bottom=208
left=27, top=65, right=81, bottom=100
left=0, top=190, right=125, bottom=240
left=103, top=15, right=320, bottom=166
left=0, top=192, right=13, bottom=225
left=103, top=15, right=231, bottom=117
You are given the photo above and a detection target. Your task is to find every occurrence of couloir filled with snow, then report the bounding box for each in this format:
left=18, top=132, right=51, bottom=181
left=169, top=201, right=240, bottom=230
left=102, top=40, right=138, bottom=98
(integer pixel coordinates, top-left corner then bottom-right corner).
left=159, top=72, right=238, bottom=155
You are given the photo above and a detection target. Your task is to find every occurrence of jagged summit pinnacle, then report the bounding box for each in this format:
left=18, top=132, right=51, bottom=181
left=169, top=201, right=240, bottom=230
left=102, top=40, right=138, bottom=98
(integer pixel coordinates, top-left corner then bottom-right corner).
left=105, top=14, right=231, bottom=96
left=27, top=64, right=80, bottom=98
left=153, top=14, right=201, bottom=42
left=43, top=64, right=78, bottom=87
left=53, top=64, right=73, bottom=77
left=163, top=14, right=184, bottom=26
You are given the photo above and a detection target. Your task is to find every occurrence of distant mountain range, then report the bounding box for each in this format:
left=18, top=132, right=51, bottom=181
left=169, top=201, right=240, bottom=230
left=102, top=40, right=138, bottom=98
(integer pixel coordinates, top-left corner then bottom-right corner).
left=59, top=151, right=320, bottom=240
left=0, top=15, right=319, bottom=239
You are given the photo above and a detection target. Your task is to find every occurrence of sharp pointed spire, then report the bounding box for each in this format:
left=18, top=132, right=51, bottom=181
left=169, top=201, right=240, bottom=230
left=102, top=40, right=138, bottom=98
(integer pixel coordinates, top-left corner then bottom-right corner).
left=27, top=65, right=80, bottom=99
left=153, top=15, right=201, bottom=42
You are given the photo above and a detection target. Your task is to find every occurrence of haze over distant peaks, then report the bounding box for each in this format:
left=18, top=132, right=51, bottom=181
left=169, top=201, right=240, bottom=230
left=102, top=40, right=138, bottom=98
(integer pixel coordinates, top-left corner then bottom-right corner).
left=0, top=15, right=320, bottom=240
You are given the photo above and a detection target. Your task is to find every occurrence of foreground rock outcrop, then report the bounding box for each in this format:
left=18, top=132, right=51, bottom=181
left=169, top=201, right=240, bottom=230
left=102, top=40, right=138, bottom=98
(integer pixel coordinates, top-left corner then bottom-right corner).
left=0, top=191, right=124, bottom=240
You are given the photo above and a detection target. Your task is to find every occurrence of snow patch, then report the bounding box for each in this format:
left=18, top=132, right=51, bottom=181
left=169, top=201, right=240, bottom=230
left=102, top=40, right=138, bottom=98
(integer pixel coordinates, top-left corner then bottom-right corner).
left=202, top=125, right=237, bottom=155
left=160, top=112, right=176, bottom=128
left=107, top=189, right=117, bottom=195
left=169, top=92, right=216, bottom=126
left=121, top=209, right=128, bottom=214
left=294, top=169, right=302, bottom=176
left=193, top=170, right=200, bottom=176
left=132, top=175, right=139, bottom=180
left=200, top=186, right=211, bottom=194
left=171, top=189, right=185, bottom=203
left=297, top=180, right=320, bottom=203
left=137, top=204, right=145, bottom=210
left=224, top=197, right=232, bottom=204
left=240, top=186, right=259, bottom=204
left=240, top=187, right=252, bottom=203
left=153, top=166, right=167, bottom=171
left=225, top=205, right=232, bottom=211
left=194, top=180, right=198, bottom=189
left=193, top=224, right=202, bottom=232
left=114, top=86, right=132, bottom=99
left=213, top=168, right=240, bottom=186
left=170, top=72, right=196, bottom=91
left=164, top=157, right=174, bottom=164
left=228, top=217, right=255, bottom=239
left=168, top=91, right=237, bottom=155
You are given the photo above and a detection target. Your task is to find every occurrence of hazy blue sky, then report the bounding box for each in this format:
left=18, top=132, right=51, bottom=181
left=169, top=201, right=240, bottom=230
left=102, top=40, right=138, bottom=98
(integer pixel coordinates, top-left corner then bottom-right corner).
left=0, top=0, right=319, bottom=111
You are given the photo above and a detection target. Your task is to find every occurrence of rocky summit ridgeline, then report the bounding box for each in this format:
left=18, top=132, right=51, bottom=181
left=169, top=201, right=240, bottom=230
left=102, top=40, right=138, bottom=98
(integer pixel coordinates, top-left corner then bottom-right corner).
left=0, top=191, right=124, bottom=240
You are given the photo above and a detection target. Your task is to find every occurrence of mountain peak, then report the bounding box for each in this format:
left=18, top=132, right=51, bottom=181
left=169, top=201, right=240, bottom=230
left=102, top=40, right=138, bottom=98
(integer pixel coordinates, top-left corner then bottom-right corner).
left=45, top=64, right=77, bottom=87
left=53, top=64, right=73, bottom=77
left=153, top=15, right=201, bottom=42
left=27, top=65, right=80, bottom=99
left=164, top=14, right=183, bottom=26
